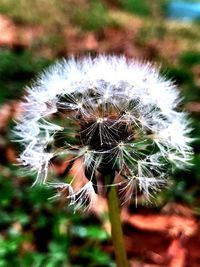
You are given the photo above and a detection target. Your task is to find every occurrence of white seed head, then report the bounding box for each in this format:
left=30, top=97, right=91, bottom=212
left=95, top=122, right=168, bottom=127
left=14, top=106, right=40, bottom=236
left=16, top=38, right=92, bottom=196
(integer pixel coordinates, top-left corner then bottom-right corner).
left=15, top=55, right=193, bottom=208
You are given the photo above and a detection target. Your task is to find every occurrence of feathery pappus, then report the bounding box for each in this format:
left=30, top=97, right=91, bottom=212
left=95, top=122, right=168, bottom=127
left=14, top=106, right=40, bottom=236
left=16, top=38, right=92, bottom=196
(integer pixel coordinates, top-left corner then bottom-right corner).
left=15, top=55, right=193, bottom=209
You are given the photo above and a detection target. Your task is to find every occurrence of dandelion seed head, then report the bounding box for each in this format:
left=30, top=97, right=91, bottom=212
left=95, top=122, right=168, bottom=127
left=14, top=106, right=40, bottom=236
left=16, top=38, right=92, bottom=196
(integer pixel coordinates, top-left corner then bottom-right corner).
left=15, top=55, right=193, bottom=208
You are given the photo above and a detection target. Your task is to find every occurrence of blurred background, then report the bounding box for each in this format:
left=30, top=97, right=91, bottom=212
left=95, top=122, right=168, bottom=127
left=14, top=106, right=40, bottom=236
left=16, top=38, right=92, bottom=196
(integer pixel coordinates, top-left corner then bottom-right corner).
left=0, top=0, right=200, bottom=266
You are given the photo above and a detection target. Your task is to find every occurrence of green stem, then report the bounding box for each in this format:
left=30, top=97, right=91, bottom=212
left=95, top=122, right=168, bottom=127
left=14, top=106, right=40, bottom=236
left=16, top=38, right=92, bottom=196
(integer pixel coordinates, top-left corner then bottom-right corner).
left=107, top=185, right=129, bottom=267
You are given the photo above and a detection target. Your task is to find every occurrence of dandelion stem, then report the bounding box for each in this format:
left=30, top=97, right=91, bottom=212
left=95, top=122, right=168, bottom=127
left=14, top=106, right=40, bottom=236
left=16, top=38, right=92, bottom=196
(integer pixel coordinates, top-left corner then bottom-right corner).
left=107, top=183, right=129, bottom=267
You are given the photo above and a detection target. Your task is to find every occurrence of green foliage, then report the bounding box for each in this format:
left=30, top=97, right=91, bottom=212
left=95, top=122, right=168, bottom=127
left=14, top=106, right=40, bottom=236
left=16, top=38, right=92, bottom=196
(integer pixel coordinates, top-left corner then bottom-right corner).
left=0, top=0, right=112, bottom=32
left=179, top=50, right=200, bottom=66
left=0, top=168, right=112, bottom=267
left=0, top=50, right=51, bottom=103
left=162, top=153, right=200, bottom=205
left=72, top=225, right=108, bottom=241
left=120, top=0, right=151, bottom=16
left=0, top=0, right=69, bottom=25
left=1, top=1, right=200, bottom=265
left=69, top=1, right=112, bottom=32
left=136, top=23, right=166, bottom=45
left=161, top=65, right=194, bottom=85
left=79, top=247, right=113, bottom=266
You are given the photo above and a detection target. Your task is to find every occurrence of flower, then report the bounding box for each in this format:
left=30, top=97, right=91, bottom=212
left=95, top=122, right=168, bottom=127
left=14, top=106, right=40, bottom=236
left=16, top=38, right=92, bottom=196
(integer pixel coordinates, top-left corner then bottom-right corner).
left=15, top=55, right=193, bottom=208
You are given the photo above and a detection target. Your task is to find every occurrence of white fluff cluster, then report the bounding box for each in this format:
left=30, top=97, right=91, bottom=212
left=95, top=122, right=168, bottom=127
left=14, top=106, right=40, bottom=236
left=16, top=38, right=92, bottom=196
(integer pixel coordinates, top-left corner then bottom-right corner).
left=15, top=55, right=193, bottom=207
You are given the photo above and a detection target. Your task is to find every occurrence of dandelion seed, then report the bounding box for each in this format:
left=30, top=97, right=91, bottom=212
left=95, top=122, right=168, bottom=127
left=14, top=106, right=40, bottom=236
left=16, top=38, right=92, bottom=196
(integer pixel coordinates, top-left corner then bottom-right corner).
left=15, top=55, right=193, bottom=208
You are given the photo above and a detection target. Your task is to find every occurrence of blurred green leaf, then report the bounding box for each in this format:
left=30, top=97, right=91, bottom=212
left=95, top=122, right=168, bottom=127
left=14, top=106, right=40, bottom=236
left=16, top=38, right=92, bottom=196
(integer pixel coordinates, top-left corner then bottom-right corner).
left=0, top=50, right=51, bottom=104
left=179, top=50, right=200, bottom=66
left=72, top=225, right=108, bottom=241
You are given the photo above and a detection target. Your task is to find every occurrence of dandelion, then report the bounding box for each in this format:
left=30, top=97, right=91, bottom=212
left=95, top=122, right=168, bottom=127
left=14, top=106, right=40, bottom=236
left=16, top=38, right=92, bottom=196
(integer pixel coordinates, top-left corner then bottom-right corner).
left=15, top=55, right=192, bottom=205
left=15, top=55, right=193, bottom=267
